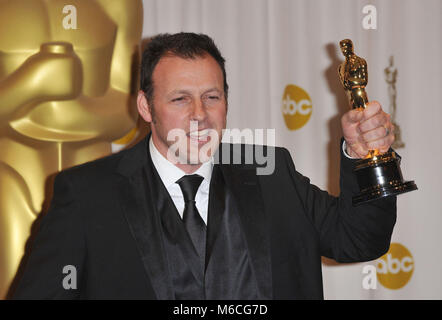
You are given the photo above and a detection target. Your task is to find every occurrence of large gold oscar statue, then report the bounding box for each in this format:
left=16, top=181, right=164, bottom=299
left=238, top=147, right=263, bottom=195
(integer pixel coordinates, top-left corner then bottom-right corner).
left=0, top=0, right=143, bottom=298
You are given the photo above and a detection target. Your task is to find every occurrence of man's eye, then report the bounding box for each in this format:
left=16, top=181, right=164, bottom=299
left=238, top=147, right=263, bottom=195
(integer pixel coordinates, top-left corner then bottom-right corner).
left=205, top=95, right=220, bottom=101
left=172, top=97, right=185, bottom=102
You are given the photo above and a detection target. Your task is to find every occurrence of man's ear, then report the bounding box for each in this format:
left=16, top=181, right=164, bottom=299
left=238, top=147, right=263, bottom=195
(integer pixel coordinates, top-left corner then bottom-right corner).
left=137, top=91, right=152, bottom=123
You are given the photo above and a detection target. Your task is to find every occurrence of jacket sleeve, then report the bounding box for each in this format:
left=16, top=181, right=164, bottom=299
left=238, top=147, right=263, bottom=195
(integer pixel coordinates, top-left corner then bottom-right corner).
left=12, top=171, right=86, bottom=299
left=281, top=140, right=397, bottom=262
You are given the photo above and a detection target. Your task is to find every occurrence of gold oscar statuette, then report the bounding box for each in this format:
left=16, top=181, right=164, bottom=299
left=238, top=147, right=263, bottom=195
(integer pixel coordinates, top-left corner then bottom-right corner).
left=338, top=39, right=417, bottom=205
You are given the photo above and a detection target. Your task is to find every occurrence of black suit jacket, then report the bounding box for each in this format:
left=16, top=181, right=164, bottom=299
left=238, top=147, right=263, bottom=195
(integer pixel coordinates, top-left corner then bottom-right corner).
left=12, top=136, right=396, bottom=299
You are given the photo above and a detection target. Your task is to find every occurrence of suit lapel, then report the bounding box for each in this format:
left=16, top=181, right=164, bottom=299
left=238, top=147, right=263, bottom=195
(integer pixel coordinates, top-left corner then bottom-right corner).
left=205, top=164, right=225, bottom=269
left=115, top=136, right=174, bottom=300
left=220, top=158, right=273, bottom=299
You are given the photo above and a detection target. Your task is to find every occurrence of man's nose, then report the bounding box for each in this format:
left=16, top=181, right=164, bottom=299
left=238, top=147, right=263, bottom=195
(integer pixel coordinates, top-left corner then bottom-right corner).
left=190, top=99, right=207, bottom=122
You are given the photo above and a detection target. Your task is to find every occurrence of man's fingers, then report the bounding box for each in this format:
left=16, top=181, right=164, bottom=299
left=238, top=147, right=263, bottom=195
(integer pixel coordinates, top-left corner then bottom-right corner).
left=366, top=135, right=392, bottom=151
left=362, top=101, right=382, bottom=120
left=346, top=109, right=364, bottom=123
left=348, top=141, right=369, bottom=158
left=350, top=109, right=364, bottom=123
left=344, top=101, right=395, bottom=157
left=359, top=112, right=389, bottom=133
left=361, top=125, right=390, bottom=142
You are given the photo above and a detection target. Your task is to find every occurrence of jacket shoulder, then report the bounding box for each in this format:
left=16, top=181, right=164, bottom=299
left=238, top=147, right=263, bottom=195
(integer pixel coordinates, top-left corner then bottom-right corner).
left=58, top=137, right=147, bottom=185
left=60, top=149, right=124, bottom=180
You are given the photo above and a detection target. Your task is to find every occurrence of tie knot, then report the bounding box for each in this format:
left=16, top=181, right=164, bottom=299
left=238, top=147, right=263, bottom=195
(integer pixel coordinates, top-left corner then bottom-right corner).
left=176, top=174, right=204, bottom=203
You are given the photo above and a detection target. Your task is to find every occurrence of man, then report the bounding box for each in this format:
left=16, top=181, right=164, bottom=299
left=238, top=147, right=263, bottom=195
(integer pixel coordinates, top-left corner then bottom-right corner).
left=12, top=33, right=396, bottom=299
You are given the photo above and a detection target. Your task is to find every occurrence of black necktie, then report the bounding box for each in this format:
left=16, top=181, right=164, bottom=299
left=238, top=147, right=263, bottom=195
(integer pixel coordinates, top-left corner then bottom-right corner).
left=176, top=174, right=206, bottom=269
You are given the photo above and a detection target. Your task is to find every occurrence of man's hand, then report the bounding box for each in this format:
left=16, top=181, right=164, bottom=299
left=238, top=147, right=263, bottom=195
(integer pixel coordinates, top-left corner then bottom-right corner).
left=341, top=101, right=394, bottom=158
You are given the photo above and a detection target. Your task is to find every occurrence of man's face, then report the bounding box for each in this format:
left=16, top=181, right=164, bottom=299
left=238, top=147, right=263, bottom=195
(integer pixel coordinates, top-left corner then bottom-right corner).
left=138, top=54, right=227, bottom=169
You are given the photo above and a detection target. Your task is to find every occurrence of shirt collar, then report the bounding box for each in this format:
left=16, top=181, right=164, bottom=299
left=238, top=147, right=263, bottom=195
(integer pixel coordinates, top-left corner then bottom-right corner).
left=149, top=136, right=213, bottom=188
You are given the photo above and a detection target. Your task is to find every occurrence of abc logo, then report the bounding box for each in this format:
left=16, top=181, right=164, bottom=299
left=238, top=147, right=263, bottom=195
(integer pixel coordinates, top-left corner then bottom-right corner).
left=376, top=242, right=414, bottom=290
left=281, top=84, right=312, bottom=130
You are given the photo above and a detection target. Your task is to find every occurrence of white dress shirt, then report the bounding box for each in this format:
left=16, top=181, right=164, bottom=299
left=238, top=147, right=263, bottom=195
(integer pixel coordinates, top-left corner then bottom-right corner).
left=149, top=137, right=213, bottom=225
